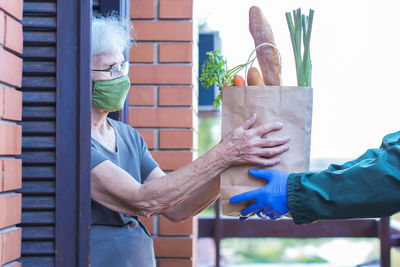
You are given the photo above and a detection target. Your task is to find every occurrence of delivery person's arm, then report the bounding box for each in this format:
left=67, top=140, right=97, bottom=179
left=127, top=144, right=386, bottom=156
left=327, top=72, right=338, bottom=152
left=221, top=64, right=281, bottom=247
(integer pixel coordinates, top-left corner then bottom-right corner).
left=288, top=131, right=400, bottom=224
left=231, top=131, right=400, bottom=224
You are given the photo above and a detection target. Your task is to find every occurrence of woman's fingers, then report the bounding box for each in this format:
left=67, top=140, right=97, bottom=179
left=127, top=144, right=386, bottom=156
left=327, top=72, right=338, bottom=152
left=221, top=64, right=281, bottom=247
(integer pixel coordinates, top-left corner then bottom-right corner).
left=242, top=144, right=289, bottom=166
left=256, top=136, right=290, bottom=148
left=239, top=113, right=257, bottom=130
left=252, top=122, right=283, bottom=136
left=248, top=157, right=281, bottom=167
left=252, top=145, right=289, bottom=158
left=223, top=116, right=291, bottom=166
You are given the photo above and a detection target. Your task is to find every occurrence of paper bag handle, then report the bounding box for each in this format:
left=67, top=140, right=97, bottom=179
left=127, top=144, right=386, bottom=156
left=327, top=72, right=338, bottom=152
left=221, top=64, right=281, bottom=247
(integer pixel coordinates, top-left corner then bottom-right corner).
left=244, top=43, right=283, bottom=86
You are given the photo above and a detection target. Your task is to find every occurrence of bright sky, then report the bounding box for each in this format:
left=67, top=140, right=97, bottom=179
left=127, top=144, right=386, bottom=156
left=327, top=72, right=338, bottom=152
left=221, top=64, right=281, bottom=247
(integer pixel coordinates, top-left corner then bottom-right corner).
left=196, top=0, right=400, bottom=159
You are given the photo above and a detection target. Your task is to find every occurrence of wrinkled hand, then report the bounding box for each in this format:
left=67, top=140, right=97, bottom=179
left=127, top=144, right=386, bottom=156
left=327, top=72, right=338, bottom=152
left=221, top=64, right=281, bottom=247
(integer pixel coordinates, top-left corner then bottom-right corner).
left=230, top=169, right=289, bottom=220
left=220, top=114, right=290, bottom=167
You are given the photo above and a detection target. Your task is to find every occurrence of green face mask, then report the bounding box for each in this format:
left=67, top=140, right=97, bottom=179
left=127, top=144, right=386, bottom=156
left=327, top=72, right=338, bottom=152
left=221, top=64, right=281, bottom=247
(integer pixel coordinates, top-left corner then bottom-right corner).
left=92, top=75, right=131, bottom=112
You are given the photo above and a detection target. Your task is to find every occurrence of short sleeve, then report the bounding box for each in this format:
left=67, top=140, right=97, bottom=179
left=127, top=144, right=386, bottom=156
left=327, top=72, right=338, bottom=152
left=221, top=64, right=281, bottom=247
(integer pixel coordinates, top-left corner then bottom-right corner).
left=138, top=135, right=159, bottom=182
left=91, top=144, right=108, bottom=169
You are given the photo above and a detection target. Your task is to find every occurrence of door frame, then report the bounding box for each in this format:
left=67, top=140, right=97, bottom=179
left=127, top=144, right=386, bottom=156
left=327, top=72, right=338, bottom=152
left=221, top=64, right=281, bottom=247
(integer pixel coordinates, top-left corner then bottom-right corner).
left=55, top=0, right=92, bottom=266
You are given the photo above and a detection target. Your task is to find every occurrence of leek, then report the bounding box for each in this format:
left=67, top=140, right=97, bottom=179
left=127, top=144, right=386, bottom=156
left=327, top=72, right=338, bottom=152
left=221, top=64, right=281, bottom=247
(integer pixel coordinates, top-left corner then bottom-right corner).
left=286, top=8, right=314, bottom=87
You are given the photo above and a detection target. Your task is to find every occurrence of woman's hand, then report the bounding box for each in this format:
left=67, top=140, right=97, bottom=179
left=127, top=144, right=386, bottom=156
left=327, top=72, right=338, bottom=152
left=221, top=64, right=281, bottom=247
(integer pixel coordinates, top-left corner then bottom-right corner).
left=219, top=113, right=290, bottom=167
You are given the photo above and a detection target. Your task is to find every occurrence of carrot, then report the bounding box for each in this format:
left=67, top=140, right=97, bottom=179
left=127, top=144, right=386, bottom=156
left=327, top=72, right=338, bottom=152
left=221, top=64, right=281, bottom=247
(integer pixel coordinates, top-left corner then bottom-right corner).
left=232, top=75, right=245, bottom=86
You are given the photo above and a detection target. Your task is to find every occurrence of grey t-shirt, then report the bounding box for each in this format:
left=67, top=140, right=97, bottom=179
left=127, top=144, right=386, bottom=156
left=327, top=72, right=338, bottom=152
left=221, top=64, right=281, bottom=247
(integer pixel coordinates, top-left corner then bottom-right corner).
left=90, top=118, right=158, bottom=267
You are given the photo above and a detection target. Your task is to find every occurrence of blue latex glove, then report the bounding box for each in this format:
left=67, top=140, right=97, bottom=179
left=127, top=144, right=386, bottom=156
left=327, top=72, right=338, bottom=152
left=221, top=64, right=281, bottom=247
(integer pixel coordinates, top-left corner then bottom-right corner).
left=230, top=168, right=289, bottom=220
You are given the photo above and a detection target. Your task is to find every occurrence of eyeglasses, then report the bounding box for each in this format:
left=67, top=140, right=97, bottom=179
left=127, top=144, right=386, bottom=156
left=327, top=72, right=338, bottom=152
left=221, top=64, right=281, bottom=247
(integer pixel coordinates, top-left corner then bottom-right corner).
left=92, top=61, right=129, bottom=78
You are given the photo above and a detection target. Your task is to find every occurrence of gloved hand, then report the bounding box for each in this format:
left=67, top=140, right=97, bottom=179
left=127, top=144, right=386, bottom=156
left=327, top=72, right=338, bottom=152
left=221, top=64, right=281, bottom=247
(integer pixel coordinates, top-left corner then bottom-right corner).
left=230, top=168, right=289, bottom=220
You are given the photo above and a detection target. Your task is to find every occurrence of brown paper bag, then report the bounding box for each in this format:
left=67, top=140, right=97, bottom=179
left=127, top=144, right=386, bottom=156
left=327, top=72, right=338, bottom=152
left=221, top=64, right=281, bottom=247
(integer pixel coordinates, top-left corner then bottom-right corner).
left=220, top=85, right=313, bottom=216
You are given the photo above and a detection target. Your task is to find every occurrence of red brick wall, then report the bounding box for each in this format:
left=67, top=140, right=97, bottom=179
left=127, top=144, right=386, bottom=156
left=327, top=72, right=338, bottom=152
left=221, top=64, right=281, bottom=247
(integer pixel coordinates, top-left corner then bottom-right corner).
left=130, top=0, right=198, bottom=266
left=0, top=0, right=23, bottom=266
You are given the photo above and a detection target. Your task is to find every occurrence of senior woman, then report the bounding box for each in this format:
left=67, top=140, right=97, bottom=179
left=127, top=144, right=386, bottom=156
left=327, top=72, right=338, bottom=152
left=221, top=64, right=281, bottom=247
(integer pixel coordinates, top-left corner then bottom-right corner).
left=90, top=15, right=290, bottom=267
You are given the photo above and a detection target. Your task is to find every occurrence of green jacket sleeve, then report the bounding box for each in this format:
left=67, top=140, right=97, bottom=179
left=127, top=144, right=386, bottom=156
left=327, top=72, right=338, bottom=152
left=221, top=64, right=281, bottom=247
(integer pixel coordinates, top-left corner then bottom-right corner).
left=287, top=131, right=400, bottom=225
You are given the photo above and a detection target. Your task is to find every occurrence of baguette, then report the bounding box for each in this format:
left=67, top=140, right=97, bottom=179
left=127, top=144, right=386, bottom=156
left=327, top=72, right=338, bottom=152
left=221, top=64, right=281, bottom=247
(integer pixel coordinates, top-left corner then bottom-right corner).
left=247, top=67, right=265, bottom=86
left=249, top=6, right=280, bottom=85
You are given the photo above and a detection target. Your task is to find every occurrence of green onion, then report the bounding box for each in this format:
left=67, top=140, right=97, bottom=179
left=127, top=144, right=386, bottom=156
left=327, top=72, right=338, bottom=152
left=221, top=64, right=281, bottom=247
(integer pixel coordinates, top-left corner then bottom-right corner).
left=286, top=8, right=314, bottom=87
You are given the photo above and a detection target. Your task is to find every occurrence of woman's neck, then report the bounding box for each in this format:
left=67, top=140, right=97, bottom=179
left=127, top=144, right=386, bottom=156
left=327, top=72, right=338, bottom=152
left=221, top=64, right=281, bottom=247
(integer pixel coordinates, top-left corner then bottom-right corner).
left=91, top=105, right=109, bottom=131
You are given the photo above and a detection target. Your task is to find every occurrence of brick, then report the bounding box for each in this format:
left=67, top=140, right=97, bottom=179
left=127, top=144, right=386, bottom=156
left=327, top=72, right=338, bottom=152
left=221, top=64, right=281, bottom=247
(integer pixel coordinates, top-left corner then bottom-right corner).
left=0, top=160, right=2, bottom=191
left=159, top=216, right=193, bottom=236
left=0, top=87, right=3, bottom=118
left=0, top=49, right=22, bottom=87
left=132, top=21, right=192, bottom=41
left=130, top=0, right=155, bottom=19
left=3, top=159, right=22, bottom=191
left=0, top=194, right=21, bottom=229
left=150, top=151, right=193, bottom=170
left=3, top=87, right=22, bottom=121
left=153, top=237, right=193, bottom=258
left=159, top=0, right=193, bottom=19
left=1, top=228, right=21, bottom=264
left=0, top=233, right=2, bottom=264
left=159, top=259, right=193, bottom=267
left=159, top=86, right=192, bottom=106
left=0, top=0, right=23, bottom=21
left=139, top=216, right=154, bottom=235
left=129, top=108, right=193, bottom=128
left=137, top=129, right=155, bottom=149
left=130, top=43, right=154, bottom=63
left=0, top=124, right=21, bottom=155
left=159, top=130, right=193, bottom=149
left=130, top=65, right=192, bottom=85
left=4, top=16, right=23, bottom=54
left=159, top=43, right=192, bottom=63
left=129, top=86, right=155, bottom=106
left=0, top=10, right=4, bottom=45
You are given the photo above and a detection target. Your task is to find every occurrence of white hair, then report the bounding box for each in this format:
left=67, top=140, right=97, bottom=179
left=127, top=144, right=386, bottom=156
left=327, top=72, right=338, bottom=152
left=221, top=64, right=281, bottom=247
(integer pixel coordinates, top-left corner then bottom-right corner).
left=92, top=14, right=134, bottom=56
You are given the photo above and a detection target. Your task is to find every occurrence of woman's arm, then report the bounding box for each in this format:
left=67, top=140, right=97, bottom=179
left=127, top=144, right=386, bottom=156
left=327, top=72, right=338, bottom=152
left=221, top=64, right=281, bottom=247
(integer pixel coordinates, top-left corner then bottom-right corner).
left=91, top=144, right=226, bottom=217
left=92, top=115, right=290, bottom=218
left=143, top=166, right=220, bottom=222
left=162, top=174, right=220, bottom=222
left=288, top=132, right=400, bottom=224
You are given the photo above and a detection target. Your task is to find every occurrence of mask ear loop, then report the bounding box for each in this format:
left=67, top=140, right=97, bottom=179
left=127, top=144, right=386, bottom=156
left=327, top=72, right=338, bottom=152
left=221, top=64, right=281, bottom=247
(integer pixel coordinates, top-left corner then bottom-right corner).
left=244, top=43, right=283, bottom=86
